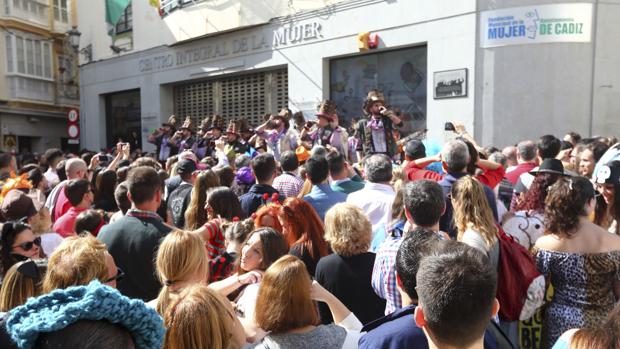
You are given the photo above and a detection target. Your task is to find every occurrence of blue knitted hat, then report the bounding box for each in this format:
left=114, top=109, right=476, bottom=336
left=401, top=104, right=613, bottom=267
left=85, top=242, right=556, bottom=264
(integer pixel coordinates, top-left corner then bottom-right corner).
left=5, top=280, right=164, bottom=349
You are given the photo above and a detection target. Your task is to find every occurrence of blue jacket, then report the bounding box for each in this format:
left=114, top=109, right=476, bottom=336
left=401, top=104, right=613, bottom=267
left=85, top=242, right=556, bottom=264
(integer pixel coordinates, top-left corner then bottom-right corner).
left=239, top=184, right=282, bottom=217
left=303, top=184, right=347, bottom=221
left=359, top=305, right=506, bottom=349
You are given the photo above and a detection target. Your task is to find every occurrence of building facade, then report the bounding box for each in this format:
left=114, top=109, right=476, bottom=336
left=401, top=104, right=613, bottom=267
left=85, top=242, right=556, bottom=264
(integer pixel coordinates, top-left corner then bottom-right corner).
left=76, top=0, right=620, bottom=152
left=0, top=0, right=80, bottom=153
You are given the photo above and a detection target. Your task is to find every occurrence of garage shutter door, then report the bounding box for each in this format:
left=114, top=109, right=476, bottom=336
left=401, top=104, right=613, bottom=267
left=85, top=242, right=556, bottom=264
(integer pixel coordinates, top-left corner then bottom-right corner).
left=174, top=68, right=288, bottom=130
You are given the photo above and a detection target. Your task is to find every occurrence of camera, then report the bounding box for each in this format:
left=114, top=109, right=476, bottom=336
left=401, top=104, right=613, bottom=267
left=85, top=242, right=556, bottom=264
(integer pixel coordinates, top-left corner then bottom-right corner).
left=444, top=122, right=455, bottom=132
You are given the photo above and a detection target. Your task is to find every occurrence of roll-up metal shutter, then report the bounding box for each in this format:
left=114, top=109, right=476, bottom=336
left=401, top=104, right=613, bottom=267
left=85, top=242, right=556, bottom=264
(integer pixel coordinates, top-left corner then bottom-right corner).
left=173, top=68, right=288, bottom=130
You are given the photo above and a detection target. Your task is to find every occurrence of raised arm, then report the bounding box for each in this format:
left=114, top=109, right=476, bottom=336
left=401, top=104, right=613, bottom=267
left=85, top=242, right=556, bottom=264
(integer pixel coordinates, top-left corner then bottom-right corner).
left=311, top=281, right=362, bottom=329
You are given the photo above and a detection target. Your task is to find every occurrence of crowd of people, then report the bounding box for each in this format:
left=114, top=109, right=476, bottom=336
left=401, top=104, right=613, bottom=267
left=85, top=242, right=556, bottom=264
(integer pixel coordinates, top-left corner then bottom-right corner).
left=0, top=88, right=618, bottom=349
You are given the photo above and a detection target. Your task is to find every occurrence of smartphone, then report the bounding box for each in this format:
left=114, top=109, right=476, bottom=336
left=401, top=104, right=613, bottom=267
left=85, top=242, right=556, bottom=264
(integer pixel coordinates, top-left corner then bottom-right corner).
left=98, top=154, right=107, bottom=162
left=444, top=122, right=455, bottom=131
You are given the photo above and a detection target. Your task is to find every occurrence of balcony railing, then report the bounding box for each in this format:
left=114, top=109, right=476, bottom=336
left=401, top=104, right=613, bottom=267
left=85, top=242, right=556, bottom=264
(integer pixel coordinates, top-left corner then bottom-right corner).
left=160, top=0, right=207, bottom=17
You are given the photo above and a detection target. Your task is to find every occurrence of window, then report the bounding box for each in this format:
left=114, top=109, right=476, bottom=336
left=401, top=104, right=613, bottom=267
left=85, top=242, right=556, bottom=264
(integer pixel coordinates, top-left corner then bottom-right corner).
left=53, top=0, right=68, bottom=22
left=6, top=35, right=13, bottom=72
left=34, top=41, right=42, bottom=76
left=329, top=46, right=428, bottom=132
left=43, top=42, right=51, bottom=77
left=115, top=5, right=132, bottom=34
left=5, top=33, right=53, bottom=80
left=16, top=37, right=25, bottom=73
left=25, top=39, right=34, bottom=75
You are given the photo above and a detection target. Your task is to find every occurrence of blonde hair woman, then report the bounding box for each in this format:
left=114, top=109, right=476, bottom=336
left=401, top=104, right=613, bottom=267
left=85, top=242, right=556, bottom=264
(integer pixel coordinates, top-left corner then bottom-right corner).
left=153, top=230, right=210, bottom=314
left=450, top=176, right=499, bottom=267
left=315, top=203, right=386, bottom=324
left=163, top=284, right=246, bottom=349
left=0, top=259, right=46, bottom=312
left=43, top=235, right=119, bottom=293
left=184, top=170, right=220, bottom=230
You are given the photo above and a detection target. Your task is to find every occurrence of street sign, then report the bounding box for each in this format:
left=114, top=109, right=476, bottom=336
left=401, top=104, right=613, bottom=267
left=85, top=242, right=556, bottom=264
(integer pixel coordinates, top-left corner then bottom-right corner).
left=68, top=109, right=79, bottom=123
left=67, top=124, right=80, bottom=139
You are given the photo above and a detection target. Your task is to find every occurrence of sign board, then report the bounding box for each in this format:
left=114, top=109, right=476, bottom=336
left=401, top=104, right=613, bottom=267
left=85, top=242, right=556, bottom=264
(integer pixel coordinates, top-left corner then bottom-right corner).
left=67, top=124, right=80, bottom=139
left=138, top=20, right=324, bottom=73
left=67, top=109, right=79, bottom=123
left=68, top=139, right=80, bottom=144
left=480, top=3, right=593, bottom=48
left=433, top=69, right=468, bottom=99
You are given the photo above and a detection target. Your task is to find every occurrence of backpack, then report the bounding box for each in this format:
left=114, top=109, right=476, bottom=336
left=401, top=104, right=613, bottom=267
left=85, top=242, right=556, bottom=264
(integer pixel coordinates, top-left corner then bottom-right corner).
left=495, top=225, right=545, bottom=321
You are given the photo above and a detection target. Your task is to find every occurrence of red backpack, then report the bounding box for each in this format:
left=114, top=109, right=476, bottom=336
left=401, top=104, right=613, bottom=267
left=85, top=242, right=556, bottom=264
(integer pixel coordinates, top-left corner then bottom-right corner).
left=495, top=225, right=546, bottom=321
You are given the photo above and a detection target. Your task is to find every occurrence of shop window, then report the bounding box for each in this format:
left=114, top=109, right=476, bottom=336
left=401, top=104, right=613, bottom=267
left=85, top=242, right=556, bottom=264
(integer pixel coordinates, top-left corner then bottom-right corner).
left=329, top=46, right=427, bottom=133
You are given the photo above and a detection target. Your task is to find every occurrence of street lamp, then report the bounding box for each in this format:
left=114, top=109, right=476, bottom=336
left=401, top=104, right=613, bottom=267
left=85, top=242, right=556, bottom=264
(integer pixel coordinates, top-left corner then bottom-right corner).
left=67, top=26, right=81, bottom=50
left=66, top=26, right=92, bottom=63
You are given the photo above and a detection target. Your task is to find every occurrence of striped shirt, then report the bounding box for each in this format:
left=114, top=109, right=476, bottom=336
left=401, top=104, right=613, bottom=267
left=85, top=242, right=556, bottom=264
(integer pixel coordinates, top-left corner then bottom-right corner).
left=203, top=219, right=226, bottom=260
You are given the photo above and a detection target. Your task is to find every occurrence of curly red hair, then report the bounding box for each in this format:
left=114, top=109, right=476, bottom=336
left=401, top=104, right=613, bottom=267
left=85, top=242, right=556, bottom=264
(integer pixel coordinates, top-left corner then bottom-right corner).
left=278, top=198, right=328, bottom=259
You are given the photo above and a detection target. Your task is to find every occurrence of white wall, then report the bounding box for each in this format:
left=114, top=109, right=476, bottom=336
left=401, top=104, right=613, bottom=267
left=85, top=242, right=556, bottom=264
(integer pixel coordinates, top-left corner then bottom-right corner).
left=79, top=0, right=477, bottom=150
left=77, top=0, right=352, bottom=63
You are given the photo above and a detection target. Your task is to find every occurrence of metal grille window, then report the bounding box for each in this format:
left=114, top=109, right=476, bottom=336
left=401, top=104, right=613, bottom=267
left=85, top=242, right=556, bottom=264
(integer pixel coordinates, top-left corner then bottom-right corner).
left=173, top=80, right=214, bottom=128
left=115, top=5, right=133, bottom=34
left=173, top=69, right=288, bottom=130
left=160, top=0, right=207, bottom=17
left=220, top=72, right=266, bottom=126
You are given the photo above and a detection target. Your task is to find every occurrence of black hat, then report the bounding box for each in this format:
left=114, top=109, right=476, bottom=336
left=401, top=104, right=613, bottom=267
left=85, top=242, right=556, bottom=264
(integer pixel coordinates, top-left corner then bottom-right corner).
left=529, top=158, right=567, bottom=176
left=404, top=140, right=426, bottom=159
left=595, top=162, right=620, bottom=185
left=176, top=159, right=196, bottom=175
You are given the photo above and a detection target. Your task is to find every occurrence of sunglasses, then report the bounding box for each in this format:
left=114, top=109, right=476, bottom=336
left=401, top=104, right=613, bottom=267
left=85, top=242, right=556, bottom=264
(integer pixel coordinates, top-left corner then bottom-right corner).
left=12, top=237, right=41, bottom=251
left=105, top=267, right=125, bottom=283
